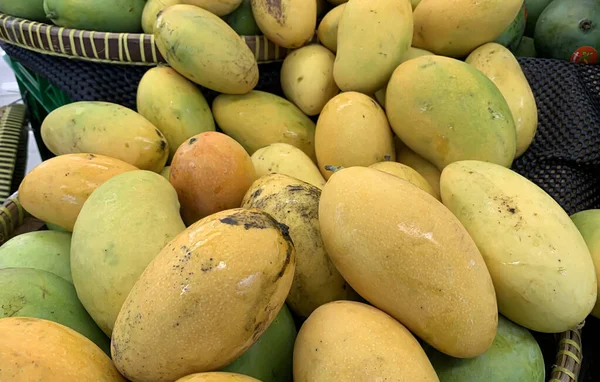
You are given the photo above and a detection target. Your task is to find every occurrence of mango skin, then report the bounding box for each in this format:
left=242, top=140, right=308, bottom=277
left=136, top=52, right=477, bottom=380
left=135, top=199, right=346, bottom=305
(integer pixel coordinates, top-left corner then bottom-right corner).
left=213, top=91, right=316, bottom=160
left=334, top=0, right=413, bottom=94
left=0, top=231, right=72, bottom=283
left=395, top=137, right=441, bottom=197
left=44, top=0, right=145, bottom=32
left=170, top=132, right=256, bottom=225
left=0, top=0, right=46, bottom=21
left=155, top=5, right=258, bottom=94
left=317, top=4, right=345, bottom=53
left=412, top=0, right=523, bottom=58
left=426, top=315, right=545, bottom=382
left=293, top=301, right=439, bottom=381
left=137, top=66, right=215, bottom=160
left=466, top=43, right=538, bottom=158
left=141, top=0, right=181, bottom=34
left=571, top=210, right=600, bottom=318
left=386, top=55, right=517, bottom=170
left=251, top=0, right=316, bottom=48
left=319, top=167, right=498, bottom=358
left=182, top=0, right=243, bottom=16
left=0, top=317, right=125, bottom=382
left=440, top=161, right=597, bottom=333
left=41, top=101, right=168, bottom=172
left=0, top=268, right=110, bottom=354
left=71, top=170, right=185, bottom=337
left=369, top=161, right=439, bottom=200
left=251, top=143, right=325, bottom=189
left=18, top=153, right=138, bottom=231
left=177, top=373, right=261, bottom=382
left=111, top=208, right=295, bottom=382
left=242, top=174, right=358, bottom=317
left=316, top=92, right=395, bottom=179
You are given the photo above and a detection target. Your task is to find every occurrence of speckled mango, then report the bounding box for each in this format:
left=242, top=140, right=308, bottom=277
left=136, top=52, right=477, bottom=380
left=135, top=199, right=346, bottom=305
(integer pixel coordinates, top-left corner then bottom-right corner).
left=18, top=154, right=138, bottom=231
left=251, top=0, right=316, bottom=48
left=155, top=5, right=258, bottom=94
left=41, top=101, right=168, bottom=172
left=319, top=166, right=498, bottom=358
left=111, top=208, right=295, bottom=382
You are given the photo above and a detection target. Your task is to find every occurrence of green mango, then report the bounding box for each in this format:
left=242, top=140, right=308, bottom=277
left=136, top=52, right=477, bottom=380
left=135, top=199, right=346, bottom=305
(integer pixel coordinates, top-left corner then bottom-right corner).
left=0, top=0, right=46, bottom=21
left=224, top=0, right=262, bottom=36
left=43, top=0, right=145, bottom=32
left=0, top=267, right=110, bottom=354
left=571, top=209, right=600, bottom=318
left=0, top=231, right=72, bottom=283
left=515, top=36, right=538, bottom=57
left=46, top=222, right=69, bottom=232
left=495, top=2, right=527, bottom=52
left=524, top=0, right=553, bottom=37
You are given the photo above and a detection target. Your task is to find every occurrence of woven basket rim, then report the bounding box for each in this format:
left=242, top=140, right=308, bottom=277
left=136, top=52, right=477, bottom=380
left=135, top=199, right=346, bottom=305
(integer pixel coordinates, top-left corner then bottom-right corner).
left=0, top=13, right=290, bottom=65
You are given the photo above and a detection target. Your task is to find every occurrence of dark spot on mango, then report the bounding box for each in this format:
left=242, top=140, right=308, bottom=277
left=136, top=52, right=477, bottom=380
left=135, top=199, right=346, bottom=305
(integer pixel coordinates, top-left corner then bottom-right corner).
left=508, top=208, right=516, bottom=214
left=87, top=154, right=96, bottom=160
left=250, top=188, right=263, bottom=200
left=275, top=242, right=293, bottom=280
left=160, top=140, right=167, bottom=152
left=125, top=143, right=130, bottom=148
left=420, top=62, right=436, bottom=69
left=219, top=210, right=275, bottom=230
left=189, top=137, right=197, bottom=145
left=265, top=0, right=285, bottom=24
left=297, top=76, right=304, bottom=83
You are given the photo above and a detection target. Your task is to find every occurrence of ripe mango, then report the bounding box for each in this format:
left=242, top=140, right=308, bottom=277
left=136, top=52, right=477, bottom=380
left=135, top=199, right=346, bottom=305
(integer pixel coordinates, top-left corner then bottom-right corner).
left=213, top=91, right=316, bottom=160
left=141, top=0, right=181, bottom=35
left=334, top=0, right=413, bottom=94
left=319, top=167, right=498, bottom=358
left=386, top=55, right=517, bottom=170
left=317, top=4, right=345, bottom=53
left=71, top=170, right=185, bottom=337
left=155, top=5, right=258, bottom=94
left=41, top=101, right=168, bottom=172
left=571, top=210, right=600, bottom=318
left=369, top=161, right=439, bottom=200
left=18, top=154, right=138, bottom=231
left=177, top=373, right=260, bottom=382
left=111, top=208, right=295, bottom=382
left=170, top=132, right=256, bottom=225
left=395, top=137, right=441, bottom=197
left=440, top=161, right=597, bottom=333
left=293, top=301, right=439, bottom=381
left=251, top=0, right=316, bottom=48
left=182, top=0, right=243, bottom=16
left=0, top=317, right=124, bottom=381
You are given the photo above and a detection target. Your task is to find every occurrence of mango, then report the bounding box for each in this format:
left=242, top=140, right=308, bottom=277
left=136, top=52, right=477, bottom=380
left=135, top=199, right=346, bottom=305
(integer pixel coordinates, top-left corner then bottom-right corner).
left=44, top=0, right=145, bottom=32
left=170, top=132, right=256, bottom=225
left=327, top=0, right=346, bottom=4
left=251, top=143, right=325, bottom=188
left=0, top=268, right=110, bottom=354
left=571, top=210, right=600, bottom=318
left=41, top=101, right=168, bottom=172
left=71, top=170, right=185, bottom=337
left=0, top=0, right=46, bottom=21
left=213, top=91, right=316, bottom=160
left=155, top=5, right=258, bottom=94
left=141, top=0, right=181, bottom=34
left=316, top=92, right=395, bottom=179
left=18, top=154, right=138, bottom=231
left=224, top=0, right=261, bottom=35
left=222, top=304, right=296, bottom=381
left=137, top=66, right=215, bottom=160
left=177, top=373, right=260, bottom=382
left=181, top=0, right=243, bottom=16
left=251, top=0, right=316, bottom=48
left=242, top=174, right=357, bottom=317
left=0, top=231, right=72, bottom=282
left=466, top=43, right=538, bottom=158
left=45, top=222, right=68, bottom=231
left=426, top=316, right=545, bottom=382
left=440, top=161, right=597, bottom=333
left=369, top=161, right=439, bottom=200
left=395, top=137, right=441, bottom=197
left=0, top=317, right=124, bottom=381
left=160, top=165, right=171, bottom=181
left=281, top=44, right=339, bottom=116
left=515, top=36, right=538, bottom=58
left=111, top=208, right=295, bottom=382
left=411, top=0, right=422, bottom=10
left=319, top=167, right=498, bottom=358
left=317, top=4, right=345, bottom=53
left=386, top=55, right=517, bottom=170
left=412, top=0, right=523, bottom=58
left=334, top=0, right=413, bottom=94
left=293, top=301, right=439, bottom=381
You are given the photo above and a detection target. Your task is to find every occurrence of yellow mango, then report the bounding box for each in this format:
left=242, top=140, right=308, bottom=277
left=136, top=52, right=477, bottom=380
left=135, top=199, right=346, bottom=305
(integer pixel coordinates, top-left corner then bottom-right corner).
left=413, top=0, right=523, bottom=58
left=319, top=166, right=498, bottom=358
left=41, top=101, right=168, bottom=172
left=315, top=92, right=395, bottom=179
left=441, top=161, right=597, bottom=333
left=176, top=373, right=260, bottom=382
left=250, top=0, right=316, bottom=48
left=317, top=4, right=345, bottom=53
left=281, top=44, right=339, bottom=116
left=111, top=208, right=295, bottom=382
left=242, top=174, right=357, bottom=317
left=294, top=301, right=439, bottom=381
left=213, top=91, right=316, bottom=160
left=0, top=317, right=124, bottom=381
left=155, top=5, right=258, bottom=94
left=141, top=0, right=180, bottom=33
left=334, top=0, right=413, bottom=94
left=71, top=171, right=185, bottom=336
left=386, top=55, right=517, bottom=170
left=466, top=43, right=538, bottom=158
left=137, top=66, right=216, bottom=160
left=571, top=210, right=600, bottom=318
left=251, top=143, right=325, bottom=188
left=18, top=154, right=137, bottom=231
left=395, top=137, right=441, bottom=197
left=181, top=0, right=243, bottom=16
left=369, top=161, right=439, bottom=200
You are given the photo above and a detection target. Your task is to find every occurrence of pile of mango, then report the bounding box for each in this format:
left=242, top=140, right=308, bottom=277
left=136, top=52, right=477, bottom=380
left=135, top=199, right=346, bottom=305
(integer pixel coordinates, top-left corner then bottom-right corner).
left=2, top=0, right=600, bottom=381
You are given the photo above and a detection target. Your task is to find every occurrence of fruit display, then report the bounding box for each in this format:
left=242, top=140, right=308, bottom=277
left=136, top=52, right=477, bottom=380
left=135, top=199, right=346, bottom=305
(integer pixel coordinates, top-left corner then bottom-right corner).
left=1, top=0, right=600, bottom=381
